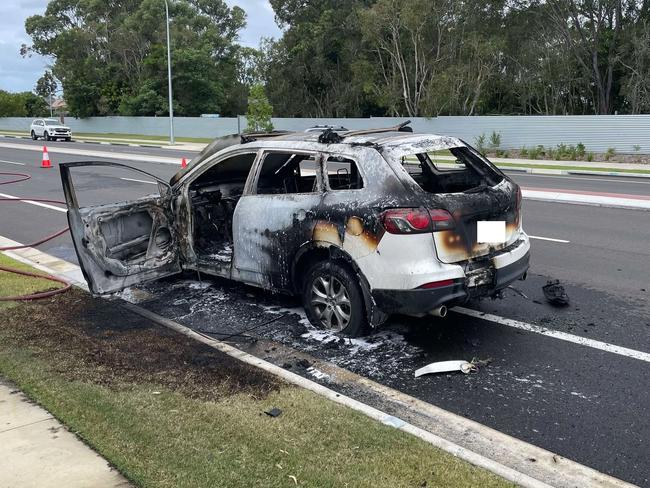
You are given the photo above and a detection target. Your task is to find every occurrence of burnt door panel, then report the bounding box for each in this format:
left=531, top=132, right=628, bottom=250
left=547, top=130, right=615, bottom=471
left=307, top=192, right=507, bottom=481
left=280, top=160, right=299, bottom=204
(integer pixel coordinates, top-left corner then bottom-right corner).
left=61, top=162, right=181, bottom=294
left=231, top=151, right=324, bottom=290
left=231, top=194, right=322, bottom=289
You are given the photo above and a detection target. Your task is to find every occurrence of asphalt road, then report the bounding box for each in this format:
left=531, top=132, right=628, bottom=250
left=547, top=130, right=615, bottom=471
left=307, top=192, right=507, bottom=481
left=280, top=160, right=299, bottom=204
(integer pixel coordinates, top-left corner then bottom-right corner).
left=1, top=140, right=649, bottom=486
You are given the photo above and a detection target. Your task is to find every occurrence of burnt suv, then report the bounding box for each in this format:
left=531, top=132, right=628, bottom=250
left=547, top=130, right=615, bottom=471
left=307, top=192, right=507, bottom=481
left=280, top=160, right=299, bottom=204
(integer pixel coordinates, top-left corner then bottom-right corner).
left=61, top=123, right=530, bottom=336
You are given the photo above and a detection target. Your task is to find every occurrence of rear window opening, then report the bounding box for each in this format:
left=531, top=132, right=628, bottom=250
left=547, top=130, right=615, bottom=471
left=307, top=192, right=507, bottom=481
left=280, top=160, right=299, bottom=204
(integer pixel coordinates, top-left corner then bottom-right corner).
left=400, top=147, right=503, bottom=193
left=256, top=152, right=319, bottom=195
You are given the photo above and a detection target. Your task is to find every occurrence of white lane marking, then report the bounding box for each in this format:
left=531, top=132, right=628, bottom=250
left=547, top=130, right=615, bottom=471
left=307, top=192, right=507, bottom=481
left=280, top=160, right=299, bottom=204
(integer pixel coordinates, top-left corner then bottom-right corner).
left=120, top=177, right=157, bottom=185
left=508, top=172, right=650, bottom=185
left=0, top=192, right=67, bottom=213
left=0, top=159, right=26, bottom=165
left=528, top=235, right=570, bottom=243
left=454, top=307, right=650, bottom=364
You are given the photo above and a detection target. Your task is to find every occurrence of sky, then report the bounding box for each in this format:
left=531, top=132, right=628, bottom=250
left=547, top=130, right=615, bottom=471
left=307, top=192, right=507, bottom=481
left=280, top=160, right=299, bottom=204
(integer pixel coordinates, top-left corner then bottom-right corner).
left=0, top=0, right=282, bottom=93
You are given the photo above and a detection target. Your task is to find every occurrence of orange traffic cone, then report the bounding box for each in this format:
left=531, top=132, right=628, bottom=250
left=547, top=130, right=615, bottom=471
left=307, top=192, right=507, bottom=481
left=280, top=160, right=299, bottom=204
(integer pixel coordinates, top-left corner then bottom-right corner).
left=181, top=158, right=188, bottom=168
left=41, top=146, right=52, bottom=168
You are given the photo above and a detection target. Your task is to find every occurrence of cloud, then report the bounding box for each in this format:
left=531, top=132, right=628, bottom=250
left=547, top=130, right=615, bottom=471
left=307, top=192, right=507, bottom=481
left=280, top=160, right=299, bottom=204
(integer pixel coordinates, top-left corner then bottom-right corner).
left=0, top=0, right=51, bottom=92
left=225, top=0, right=283, bottom=47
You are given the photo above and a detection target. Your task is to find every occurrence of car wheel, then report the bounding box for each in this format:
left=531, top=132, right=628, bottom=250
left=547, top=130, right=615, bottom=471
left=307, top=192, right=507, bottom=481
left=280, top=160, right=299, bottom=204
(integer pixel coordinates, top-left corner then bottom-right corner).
left=65, top=138, right=71, bottom=142
left=44, top=131, right=50, bottom=141
left=31, top=130, right=37, bottom=140
left=303, top=260, right=367, bottom=336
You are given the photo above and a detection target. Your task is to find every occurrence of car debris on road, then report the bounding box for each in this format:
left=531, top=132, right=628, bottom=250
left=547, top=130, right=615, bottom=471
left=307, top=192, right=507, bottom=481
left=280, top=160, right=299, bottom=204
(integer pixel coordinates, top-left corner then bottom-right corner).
left=414, top=360, right=478, bottom=377
left=543, top=279, right=570, bottom=306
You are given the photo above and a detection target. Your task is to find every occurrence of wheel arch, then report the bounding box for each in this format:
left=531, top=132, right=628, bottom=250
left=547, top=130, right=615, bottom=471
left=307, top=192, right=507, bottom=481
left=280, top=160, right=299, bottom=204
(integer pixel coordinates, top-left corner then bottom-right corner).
left=291, top=242, right=387, bottom=327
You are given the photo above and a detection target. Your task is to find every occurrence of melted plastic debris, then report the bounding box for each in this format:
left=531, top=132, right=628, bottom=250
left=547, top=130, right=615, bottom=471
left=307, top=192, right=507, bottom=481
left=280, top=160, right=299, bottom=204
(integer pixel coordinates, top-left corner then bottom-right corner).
left=543, top=280, right=570, bottom=306
left=414, top=360, right=477, bottom=377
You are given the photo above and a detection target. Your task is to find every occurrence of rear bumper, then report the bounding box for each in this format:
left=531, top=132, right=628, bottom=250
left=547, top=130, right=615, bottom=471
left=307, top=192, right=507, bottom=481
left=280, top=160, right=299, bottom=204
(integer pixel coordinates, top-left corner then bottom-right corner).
left=372, top=245, right=530, bottom=316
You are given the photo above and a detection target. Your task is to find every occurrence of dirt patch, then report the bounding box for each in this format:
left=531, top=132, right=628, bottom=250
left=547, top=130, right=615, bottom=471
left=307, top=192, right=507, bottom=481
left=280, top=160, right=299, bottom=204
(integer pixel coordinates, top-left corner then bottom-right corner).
left=0, top=289, right=282, bottom=400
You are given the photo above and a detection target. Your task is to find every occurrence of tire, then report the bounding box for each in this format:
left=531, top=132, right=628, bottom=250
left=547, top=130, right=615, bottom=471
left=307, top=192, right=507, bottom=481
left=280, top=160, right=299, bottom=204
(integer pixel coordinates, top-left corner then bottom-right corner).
left=65, top=138, right=71, bottom=142
left=44, top=131, right=50, bottom=141
left=31, top=130, right=37, bottom=140
left=302, top=260, right=367, bottom=337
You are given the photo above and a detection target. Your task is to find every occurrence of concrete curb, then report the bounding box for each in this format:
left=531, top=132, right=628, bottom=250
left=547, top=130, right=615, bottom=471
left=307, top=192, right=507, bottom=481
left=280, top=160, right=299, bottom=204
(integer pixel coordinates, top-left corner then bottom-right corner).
left=522, top=189, right=650, bottom=211
left=0, top=238, right=637, bottom=488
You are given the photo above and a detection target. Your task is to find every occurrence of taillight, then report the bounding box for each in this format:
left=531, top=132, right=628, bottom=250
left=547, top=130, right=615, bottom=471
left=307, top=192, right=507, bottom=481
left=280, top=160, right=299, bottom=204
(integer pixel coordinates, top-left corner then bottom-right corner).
left=381, top=208, right=455, bottom=234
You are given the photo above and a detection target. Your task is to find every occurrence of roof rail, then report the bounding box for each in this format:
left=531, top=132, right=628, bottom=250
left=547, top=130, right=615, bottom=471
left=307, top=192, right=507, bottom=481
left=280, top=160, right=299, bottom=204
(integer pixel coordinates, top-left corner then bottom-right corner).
left=341, top=120, right=413, bottom=138
left=240, top=130, right=292, bottom=143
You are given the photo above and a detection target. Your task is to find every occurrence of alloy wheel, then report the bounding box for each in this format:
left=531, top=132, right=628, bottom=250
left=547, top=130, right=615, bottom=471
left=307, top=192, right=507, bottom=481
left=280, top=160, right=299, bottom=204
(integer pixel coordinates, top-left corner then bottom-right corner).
left=310, top=274, right=352, bottom=332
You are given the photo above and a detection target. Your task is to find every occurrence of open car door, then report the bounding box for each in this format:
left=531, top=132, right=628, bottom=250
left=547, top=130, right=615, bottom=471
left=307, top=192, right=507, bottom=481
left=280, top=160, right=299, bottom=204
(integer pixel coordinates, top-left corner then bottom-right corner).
left=60, top=161, right=181, bottom=294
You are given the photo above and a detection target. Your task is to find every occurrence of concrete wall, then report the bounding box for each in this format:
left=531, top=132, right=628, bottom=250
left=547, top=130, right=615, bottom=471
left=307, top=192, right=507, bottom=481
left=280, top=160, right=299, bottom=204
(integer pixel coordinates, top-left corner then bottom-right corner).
left=2, top=115, right=650, bottom=153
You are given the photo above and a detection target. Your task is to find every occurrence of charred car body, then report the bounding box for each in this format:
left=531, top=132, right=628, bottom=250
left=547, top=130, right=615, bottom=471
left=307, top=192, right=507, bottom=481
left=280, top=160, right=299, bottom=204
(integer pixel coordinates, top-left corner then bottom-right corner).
left=61, top=123, right=530, bottom=336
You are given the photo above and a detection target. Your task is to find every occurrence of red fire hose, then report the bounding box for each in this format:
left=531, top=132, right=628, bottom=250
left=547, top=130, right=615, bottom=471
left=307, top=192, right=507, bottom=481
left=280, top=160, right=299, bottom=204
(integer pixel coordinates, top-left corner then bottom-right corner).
left=0, top=172, right=71, bottom=301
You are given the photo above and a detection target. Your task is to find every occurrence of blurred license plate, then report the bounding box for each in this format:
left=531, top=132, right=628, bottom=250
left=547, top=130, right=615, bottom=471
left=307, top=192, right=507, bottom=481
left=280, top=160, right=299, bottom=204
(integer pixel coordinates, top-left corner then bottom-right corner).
left=477, top=220, right=506, bottom=244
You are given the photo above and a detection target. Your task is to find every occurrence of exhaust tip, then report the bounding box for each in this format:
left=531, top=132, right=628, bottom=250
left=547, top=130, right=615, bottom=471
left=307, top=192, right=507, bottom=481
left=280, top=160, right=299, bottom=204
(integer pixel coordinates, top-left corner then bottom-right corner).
left=430, top=305, right=447, bottom=318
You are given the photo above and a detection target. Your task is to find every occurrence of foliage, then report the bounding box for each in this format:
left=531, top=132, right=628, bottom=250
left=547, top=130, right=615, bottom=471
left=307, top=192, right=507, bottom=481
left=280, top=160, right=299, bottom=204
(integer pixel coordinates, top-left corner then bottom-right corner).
left=261, top=0, right=650, bottom=117
left=245, top=83, right=274, bottom=132
left=489, top=131, right=502, bottom=149
left=21, top=0, right=650, bottom=117
left=474, top=134, right=487, bottom=155
left=23, top=0, right=246, bottom=117
left=0, top=90, right=48, bottom=117
left=605, top=147, right=616, bottom=160
left=35, top=71, right=58, bottom=99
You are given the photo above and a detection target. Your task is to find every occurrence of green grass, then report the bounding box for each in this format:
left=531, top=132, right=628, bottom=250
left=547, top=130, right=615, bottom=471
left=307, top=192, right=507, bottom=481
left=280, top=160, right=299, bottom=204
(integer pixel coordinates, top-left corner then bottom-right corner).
left=0, top=358, right=511, bottom=488
left=0, top=259, right=512, bottom=488
left=0, top=254, right=64, bottom=308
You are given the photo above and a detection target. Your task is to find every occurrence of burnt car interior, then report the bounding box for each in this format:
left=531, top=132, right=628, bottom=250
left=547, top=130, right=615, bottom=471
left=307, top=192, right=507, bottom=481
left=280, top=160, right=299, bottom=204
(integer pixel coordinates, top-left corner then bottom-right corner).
left=326, top=156, right=363, bottom=190
left=402, top=148, right=503, bottom=193
left=188, top=152, right=257, bottom=264
left=102, top=209, right=154, bottom=263
left=256, top=152, right=319, bottom=194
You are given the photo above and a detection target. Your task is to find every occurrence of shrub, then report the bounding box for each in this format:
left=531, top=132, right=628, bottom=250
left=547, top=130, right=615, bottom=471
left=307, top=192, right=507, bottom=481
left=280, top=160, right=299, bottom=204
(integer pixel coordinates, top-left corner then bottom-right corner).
left=489, top=131, right=502, bottom=149
left=475, top=133, right=487, bottom=155
left=633, top=144, right=641, bottom=152
left=605, top=147, right=616, bottom=161
left=587, top=152, right=594, bottom=162
left=576, top=143, right=586, bottom=158
left=528, top=146, right=540, bottom=160
left=520, top=146, right=529, bottom=157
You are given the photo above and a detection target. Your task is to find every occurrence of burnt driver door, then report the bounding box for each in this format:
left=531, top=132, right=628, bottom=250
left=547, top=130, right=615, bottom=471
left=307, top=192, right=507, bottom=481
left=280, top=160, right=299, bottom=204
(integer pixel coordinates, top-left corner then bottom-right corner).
left=60, top=162, right=181, bottom=294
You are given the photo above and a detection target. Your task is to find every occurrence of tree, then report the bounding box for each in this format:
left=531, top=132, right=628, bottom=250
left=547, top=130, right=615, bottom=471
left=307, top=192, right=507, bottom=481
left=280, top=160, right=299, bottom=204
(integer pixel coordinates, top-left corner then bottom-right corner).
left=23, top=0, right=246, bottom=117
left=35, top=71, right=58, bottom=100
left=0, top=91, right=27, bottom=116
left=245, top=83, right=273, bottom=132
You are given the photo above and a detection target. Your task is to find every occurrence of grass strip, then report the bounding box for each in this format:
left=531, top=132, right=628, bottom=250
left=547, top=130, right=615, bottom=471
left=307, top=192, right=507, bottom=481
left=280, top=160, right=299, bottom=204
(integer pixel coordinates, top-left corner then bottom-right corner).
left=0, top=254, right=65, bottom=309
left=0, top=259, right=512, bottom=488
